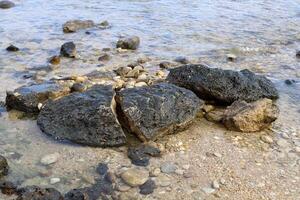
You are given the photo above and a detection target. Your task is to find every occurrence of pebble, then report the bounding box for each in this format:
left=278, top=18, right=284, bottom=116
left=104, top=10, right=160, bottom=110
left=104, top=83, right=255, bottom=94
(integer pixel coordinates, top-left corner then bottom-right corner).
left=183, top=171, right=193, bottom=178
left=121, top=168, right=149, bottom=187
left=296, top=50, right=300, bottom=58
left=174, top=56, right=189, bottom=64
left=71, top=83, right=86, bottom=92
left=226, top=54, right=237, bottom=62
left=159, top=61, right=172, bottom=69
left=175, top=169, right=185, bottom=175
left=182, top=164, right=190, bottom=170
left=150, top=168, right=161, bottom=177
left=201, top=187, right=215, bottom=194
left=220, top=178, right=226, bottom=185
left=276, top=139, right=289, bottom=147
left=49, top=56, right=60, bottom=65
left=96, top=162, right=108, bottom=175
left=6, top=45, right=19, bottom=52
left=0, top=1, right=15, bottom=9
left=135, top=82, right=147, bottom=87
left=156, top=175, right=171, bottom=187
left=98, top=53, right=110, bottom=61
left=139, top=179, right=156, bottom=195
left=40, top=153, right=59, bottom=165
left=50, top=178, right=60, bottom=184
left=116, top=183, right=131, bottom=192
left=212, top=180, right=220, bottom=189
left=161, top=162, right=177, bottom=174
left=213, top=152, right=222, bottom=158
left=260, top=135, right=273, bottom=144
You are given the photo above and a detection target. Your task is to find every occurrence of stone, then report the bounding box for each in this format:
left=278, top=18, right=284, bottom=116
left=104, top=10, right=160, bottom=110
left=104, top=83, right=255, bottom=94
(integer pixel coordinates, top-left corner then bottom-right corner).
left=284, top=79, right=296, bottom=85
left=296, top=50, right=300, bottom=58
left=37, top=85, right=126, bottom=147
left=150, top=168, right=161, bottom=177
left=49, top=56, right=61, bottom=65
left=60, top=42, right=76, bottom=58
left=159, top=61, right=172, bottom=69
left=116, top=183, right=131, bottom=192
left=116, top=83, right=203, bottom=141
left=115, top=67, right=132, bottom=77
left=63, top=20, right=95, bottom=33
left=167, top=64, right=279, bottom=104
left=71, top=83, right=86, bottom=93
left=161, top=162, right=177, bottom=174
left=212, top=180, right=220, bottom=189
left=156, top=175, right=171, bottom=187
left=98, top=53, right=110, bottom=61
left=116, top=36, right=140, bottom=50
left=201, top=187, right=215, bottom=194
left=0, top=0, right=14, bottom=9
left=226, top=54, right=237, bottom=62
left=50, top=178, right=60, bottom=184
left=202, top=105, right=215, bottom=113
left=6, top=45, right=19, bottom=52
left=99, top=20, right=109, bottom=27
left=40, top=153, right=59, bottom=165
left=0, top=155, right=8, bottom=177
left=127, top=144, right=161, bottom=167
left=64, top=189, right=89, bottom=200
left=6, top=81, right=70, bottom=113
left=139, top=179, right=155, bottom=195
left=17, top=186, right=63, bottom=200
left=276, top=139, right=289, bottom=147
left=174, top=56, right=189, bottom=64
left=0, top=181, right=17, bottom=195
left=223, top=98, right=279, bottom=132
left=260, top=135, right=273, bottom=144
left=204, top=108, right=225, bottom=123
left=96, top=163, right=108, bottom=175
left=121, top=168, right=149, bottom=187
left=135, top=82, right=147, bottom=87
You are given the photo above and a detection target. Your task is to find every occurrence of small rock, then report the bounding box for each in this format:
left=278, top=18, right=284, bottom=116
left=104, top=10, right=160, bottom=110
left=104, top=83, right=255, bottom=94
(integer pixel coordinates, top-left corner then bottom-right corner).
left=260, top=135, right=273, bottom=144
left=212, top=180, right=220, bottom=189
left=6, top=45, right=19, bottom=52
left=205, top=109, right=225, bottom=123
left=96, top=163, right=108, bottom=175
left=116, top=36, right=140, bottom=50
left=276, top=139, right=289, bottom=147
left=137, top=56, right=149, bottom=64
left=139, top=179, right=156, bottom=195
left=99, top=20, right=109, bottom=27
left=0, top=155, right=9, bottom=177
left=17, top=186, right=63, bottom=200
left=40, top=153, right=59, bottom=165
left=49, top=56, right=60, bottom=65
left=159, top=61, right=172, bottom=69
left=60, top=42, right=76, bottom=58
left=98, top=53, right=110, bottom=61
left=284, top=79, right=296, bottom=85
left=220, top=178, right=226, bottom=185
left=183, top=171, right=193, bottom=178
left=0, top=181, right=17, bottom=195
left=127, top=144, right=161, bottom=167
left=135, top=82, right=147, bottom=87
left=174, top=56, right=189, bottom=64
left=50, top=178, right=60, bottom=184
left=155, top=70, right=165, bottom=78
left=64, top=189, right=89, bottom=200
left=175, top=169, right=185, bottom=175
left=116, top=183, right=131, bottom=192
left=296, top=50, right=300, bottom=58
left=63, top=20, right=95, bottom=33
left=115, top=66, right=132, bottom=77
left=161, top=162, right=177, bottom=174
left=150, top=168, right=161, bottom=177
left=121, top=168, right=149, bottom=187
left=0, top=0, right=15, bottom=9
left=226, top=54, right=237, bottom=62
left=202, top=187, right=215, bottom=194
left=71, top=83, right=86, bottom=92
left=156, top=175, right=171, bottom=187
left=202, top=105, right=215, bottom=113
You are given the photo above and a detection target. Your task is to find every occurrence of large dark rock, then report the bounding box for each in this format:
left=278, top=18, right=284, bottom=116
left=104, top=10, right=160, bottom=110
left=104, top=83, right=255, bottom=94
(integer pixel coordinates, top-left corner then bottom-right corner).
left=116, top=36, right=140, bottom=50
left=167, top=64, right=279, bottom=104
left=0, top=0, right=15, bottom=9
left=116, top=83, right=203, bottom=141
left=0, top=155, right=9, bottom=178
left=6, top=82, right=71, bottom=113
left=63, top=20, right=95, bottom=33
left=37, top=85, right=126, bottom=147
left=60, top=42, right=76, bottom=58
left=16, top=186, right=63, bottom=200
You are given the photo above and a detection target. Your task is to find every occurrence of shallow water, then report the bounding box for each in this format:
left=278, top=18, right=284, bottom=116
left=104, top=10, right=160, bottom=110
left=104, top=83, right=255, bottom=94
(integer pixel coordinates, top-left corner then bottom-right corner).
left=0, top=0, right=300, bottom=198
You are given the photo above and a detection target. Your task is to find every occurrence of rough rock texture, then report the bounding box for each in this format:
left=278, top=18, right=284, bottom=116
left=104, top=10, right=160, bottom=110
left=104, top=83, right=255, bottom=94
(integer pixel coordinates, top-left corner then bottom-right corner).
left=0, top=156, right=8, bottom=178
left=60, top=42, right=76, bottom=58
left=37, top=85, right=126, bottom=147
left=116, top=83, right=203, bottom=141
left=116, top=36, right=140, bottom=50
left=167, top=64, right=279, bottom=104
left=222, top=98, right=279, bottom=132
left=0, top=0, right=15, bottom=9
left=63, top=20, right=95, bottom=33
left=16, top=186, right=63, bottom=200
left=6, top=82, right=71, bottom=113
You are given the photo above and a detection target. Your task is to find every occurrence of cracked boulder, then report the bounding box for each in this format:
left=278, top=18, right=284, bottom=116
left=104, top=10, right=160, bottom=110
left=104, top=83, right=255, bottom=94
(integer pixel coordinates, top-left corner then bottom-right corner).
left=167, top=64, right=279, bottom=104
left=37, top=85, right=126, bottom=147
left=6, top=82, right=71, bottom=113
left=222, top=98, right=279, bottom=132
left=116, top=83, right=203, bottom=141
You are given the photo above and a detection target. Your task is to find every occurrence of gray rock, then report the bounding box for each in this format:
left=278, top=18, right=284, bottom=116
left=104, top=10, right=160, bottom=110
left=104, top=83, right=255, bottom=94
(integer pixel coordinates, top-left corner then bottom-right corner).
left=127, top=144, right=161, bottom=167
left=17, top=186, right=63, bottom=200
left=60, top=42, right=76, bottom=58
left=0, top=0, right=15, bottom=9
left=121, top=168, right=149, bottom=187
left=116, top=83, right=203, bottom=141
left=37, top=85, right=126, bottom=147
left=0, top=155, right=9, bottom=178
left=167, top=64, right=279, bottom=104
left=63, top=20, right=95, bottom=33
left=161, top=162, right=177, bottom=174
left=139, top=179, right=156, bottom=195
left=6, top=82, right=71, bottom=113
left=296, top=50, right=300, bottom=58
left=116, top=36, right=140, bottom=50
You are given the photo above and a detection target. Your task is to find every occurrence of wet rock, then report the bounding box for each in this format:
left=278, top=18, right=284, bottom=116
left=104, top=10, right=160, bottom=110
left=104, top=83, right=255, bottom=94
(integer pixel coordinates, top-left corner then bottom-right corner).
left=96, top=163, right=109, bottom=175
left=71, top=83, right=86, bottom=92
left=50, top=178, right=60, bottom=184
left=204, top=108, right=225, bottom=123
left=17, top=186, right=63, bottom=200
left=160, top=162, right=177, bottom=174
left=127, top=144, right=161, bottom=166
left=116, top=83, right=203, bottom=141
left=0, top=181, right=17, bottom=195
left=99, top=20, right=109, bottom=27
left=226, top=54, right=237, bottom=62
left=139, top=179, right=155, bottom=195
left=121, top=168, right=149, bottom=187
left=6, top=81, right=71, bottom=113
left=64, top=189, right=89, bottom=200
left=0, top=0, right=15, bottom=9
left=6, top=45, right=19, bottom=52
left=98, top=53, right=110, bottom=61
left=63, top=20, right=95, bottom=33
left=49, top=56, right=61, bottom=65
left=223, top=98, right=279, bottom=132
left=60, top=42, right=76, bottom=58
left=296, top=50, right=300, bottom=58
left=202, top=187, right=215, bottom=194
left=159, top=61, right=172, bottom=69
left=167, top=64, right=279, bottom=104
left=174, top=56, right=189, bottom=64
left=37, top=85, right=126, bottom=147
left=284, top=79, right=296, bottom=85
left=115, top=67, right=132, bottom=77
left=40, top=153, right=59, bottom=165
left=116, top=36, right=140, bottom=50
left=0, top=155, right=8, bottom=177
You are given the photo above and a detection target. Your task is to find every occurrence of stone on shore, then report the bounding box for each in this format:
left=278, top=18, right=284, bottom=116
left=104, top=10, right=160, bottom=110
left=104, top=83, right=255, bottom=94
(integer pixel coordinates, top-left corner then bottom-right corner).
left=139, top=179, right=156, bottom=195
left=0, top=155, right=9, bottom=178
left=37, top=85, right=126, bottom=147
left=17, top=186, right=63, bottom=200
left=6, top=45, right=19, bottom=52
left=6, top=81, right=71, bottom=113
left=116, top=36, right=140, bottom=50
left=0, top=0, right=15, bottom=9
left=116, top=83, right=203, bottom=141
left=0, top=181, right=17, bottom=195
left=127, top=144, right=161, bottom=166
left=222, top=98, right=279, bottom=132
left=63, top=20, right=95, bottom=33
left=60, top=42, right=76, bottom=58
left=167, top=64, right=279, bottom=104
left=121, top=168, right=149, bottom=187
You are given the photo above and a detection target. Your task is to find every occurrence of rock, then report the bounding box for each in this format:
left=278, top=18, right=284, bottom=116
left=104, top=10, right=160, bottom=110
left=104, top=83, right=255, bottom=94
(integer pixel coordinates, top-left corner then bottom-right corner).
left=212, top=180, right=220, bottom=189
left=37, top=85, right=126, bottom=147
left=49, top=56, right=61, bottom=65
left=174, top=56, right=189, bottom=64
left=127, top=144, right=161, bottom=167
left=204, top=108, right=225, bottom=123
left=6, top=81, right=71, bottom=113
left=6, top=45, right=19, bottom=52
left=284, top=79, right=296, bottom=85
left=167, top=64, right=279, bottom=104
left=137, top=56, right=150, bottom=64
left=98, top=53, right=110, bottom=61
left=276, top=139, right=289, bottom=147
left=0, top=181, right=17, bottom=195
left=64, top=189, right=89, bottom=200
left=40, top=153, right=59, bottom=165
left=116, top=83, right=203, bottom=141
left=50, top=178, right=60, bottom=184
left=116, top=36, right=140, bottom=50
left=223, top=98, right=279, bottom=132
left=0, top=155, right=8, bottom=177
left=160, top=162, right=177, bottom=174
left=202, top=187, right=215, bottom=194
left=63, top=20, right=95, bottom=33
left=226, top=54, right=237, bottom=62
left=115, top=67, right=132, bottom=77
left=99, top=20, right=109, bottom=27
left=296, top=50, right=300, bottom=58
left=96, top=163, right=109, bottom=175
left=159, top=61, right=172, bottom=69
left=139, top=179, right=155, bottom=195
left=71, top=83, right=86, bottom=93
left=17, top=186, right=63, bottom=200
left=202, top=105, right=215, bottom=113
left=150, top=168, right=161, bottom=177
left=260, top=135, right=273, bottom=144
left=116, top=183, right=131, bottom=192
left=121, top=168, right=149, bottom=187
left=60, top=42, right=76, bottom=58
left=135, top=82, right=147, bottom=87
left=156, top=175, right=171, bottom=187
left=0, top=0, right=15, bottom=9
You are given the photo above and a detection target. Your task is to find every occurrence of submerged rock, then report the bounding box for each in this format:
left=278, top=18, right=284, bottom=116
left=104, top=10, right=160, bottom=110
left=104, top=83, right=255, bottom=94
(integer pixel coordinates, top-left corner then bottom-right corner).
left=121, top=168, right=149, bottom=187
left=6, top=82, right=71, bottom=113
left=167, top=64, right=279, bottom=104
left=139, top=179, right=156, bottom=195
left=6, top=45, right=19, bottom=52
left=17, top=186, right=63, bottom=200
left=116, top=36, right=140, bottom=50
left=0, top=155, right=9, bottom=178
left=0, top=0, right=15, bottom=9
left=63, top=20, right=95, bottom=33
left=296, top=50, right=300, bottom=58
left=0, top=181, right=17, bottom=195
left=60, top=42, right=76, bottom=58
left=222, top=98, right=279, bottom=132
left=37, top=85, right=126, bottom=147
left=116, top=83, right=203, bottom=141
left=49, top=55, right=61, bottom=65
